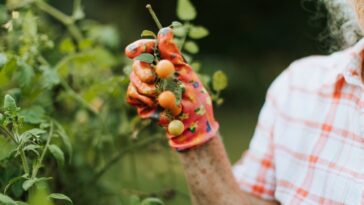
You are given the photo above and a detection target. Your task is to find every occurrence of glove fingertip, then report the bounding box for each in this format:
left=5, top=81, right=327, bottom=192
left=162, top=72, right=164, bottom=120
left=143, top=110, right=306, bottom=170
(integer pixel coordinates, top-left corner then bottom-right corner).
left=124, top=39, right=156, bottom=59
left=157, top=27, right=174, bottom=41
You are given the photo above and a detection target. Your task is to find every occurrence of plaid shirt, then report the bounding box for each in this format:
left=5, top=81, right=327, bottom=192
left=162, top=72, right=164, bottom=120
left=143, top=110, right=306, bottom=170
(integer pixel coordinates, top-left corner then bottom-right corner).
left=233, top=38, right=364, bottom=204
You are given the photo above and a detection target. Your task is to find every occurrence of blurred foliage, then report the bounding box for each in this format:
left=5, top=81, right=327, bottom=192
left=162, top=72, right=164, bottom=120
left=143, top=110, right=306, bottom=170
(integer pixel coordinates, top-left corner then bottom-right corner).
left=65, top=0, right=327, bottom=110
left=0, top=0, right=331, bottom=204
left=0, top=0, right=228, bottom=204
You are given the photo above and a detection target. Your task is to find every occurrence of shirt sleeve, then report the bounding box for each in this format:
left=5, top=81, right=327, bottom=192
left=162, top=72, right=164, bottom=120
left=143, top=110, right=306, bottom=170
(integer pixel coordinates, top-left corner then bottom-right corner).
left=232, top=68, right=290, bottom=200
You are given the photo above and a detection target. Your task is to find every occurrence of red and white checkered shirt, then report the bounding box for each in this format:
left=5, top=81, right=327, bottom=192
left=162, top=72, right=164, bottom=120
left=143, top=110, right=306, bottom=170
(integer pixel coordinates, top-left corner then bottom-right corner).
left=233, top=38, right=364, bottom=204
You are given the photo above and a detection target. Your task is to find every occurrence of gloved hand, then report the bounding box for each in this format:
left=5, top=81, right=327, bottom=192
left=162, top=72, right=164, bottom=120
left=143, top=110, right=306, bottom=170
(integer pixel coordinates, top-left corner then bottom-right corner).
left=125, top=27, right=219, bottom=151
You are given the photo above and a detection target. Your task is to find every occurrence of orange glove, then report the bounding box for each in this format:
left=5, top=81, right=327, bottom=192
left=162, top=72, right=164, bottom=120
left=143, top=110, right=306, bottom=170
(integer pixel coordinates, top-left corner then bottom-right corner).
left=125, top=27, right=219, bottom=151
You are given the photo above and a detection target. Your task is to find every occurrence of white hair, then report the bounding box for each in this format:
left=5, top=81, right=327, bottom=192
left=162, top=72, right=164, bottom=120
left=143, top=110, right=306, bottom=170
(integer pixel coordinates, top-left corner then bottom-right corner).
left=321, top=0, right=362, bottom=50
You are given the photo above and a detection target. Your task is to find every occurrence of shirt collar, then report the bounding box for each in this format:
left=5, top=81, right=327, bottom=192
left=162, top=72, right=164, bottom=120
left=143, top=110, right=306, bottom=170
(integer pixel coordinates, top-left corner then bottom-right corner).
left=339, top=38, right=364, bottom=88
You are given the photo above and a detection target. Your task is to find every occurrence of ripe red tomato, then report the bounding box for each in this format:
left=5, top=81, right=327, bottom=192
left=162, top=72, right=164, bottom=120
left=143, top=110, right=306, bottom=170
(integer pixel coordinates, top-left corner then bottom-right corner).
left=158, top=91, right=176, bottom=109
left=170, top=105, right=182, bottom=116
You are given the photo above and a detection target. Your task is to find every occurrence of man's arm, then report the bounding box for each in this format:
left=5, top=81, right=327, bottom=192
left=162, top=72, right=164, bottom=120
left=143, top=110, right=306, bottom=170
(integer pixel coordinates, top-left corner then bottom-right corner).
left=179, top=136, right=279, bottom=205
left=125, top=28, right=278, bottom=205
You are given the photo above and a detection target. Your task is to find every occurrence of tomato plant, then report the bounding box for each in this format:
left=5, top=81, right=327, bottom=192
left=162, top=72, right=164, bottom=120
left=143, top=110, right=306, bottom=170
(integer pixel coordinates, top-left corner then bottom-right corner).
left=0, top=0, right=227, bottom=204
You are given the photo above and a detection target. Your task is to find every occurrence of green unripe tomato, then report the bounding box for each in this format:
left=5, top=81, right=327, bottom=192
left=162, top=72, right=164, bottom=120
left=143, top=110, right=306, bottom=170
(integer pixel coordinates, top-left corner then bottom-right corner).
left=168, top=120, right=184, bottom=136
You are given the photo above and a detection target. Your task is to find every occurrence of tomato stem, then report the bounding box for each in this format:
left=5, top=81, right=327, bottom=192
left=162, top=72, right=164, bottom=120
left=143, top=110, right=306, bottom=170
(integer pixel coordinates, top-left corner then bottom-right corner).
left=146, top=4, right=163, bottom=30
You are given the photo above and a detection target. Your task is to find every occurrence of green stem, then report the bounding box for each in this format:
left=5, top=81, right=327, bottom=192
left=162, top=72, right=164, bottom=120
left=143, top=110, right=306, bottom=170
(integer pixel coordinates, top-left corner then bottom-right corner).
left=34, top=0, right=73, bottom=25
left=37, top=53, right=98, bottom=116
left=20, top=149, right=30, bottom=176
left=38, top=56, right=98, bottom=120
left=179, top=22, right=191, bottom=50
left=68, top=24, right=83, bottom=42
left=34, top=0, right=83, bottom=41
left=0, top=126, right=17, bottom=144
left=32, top=121, right=54, bottom=178
left=60, top=79, right=98, bottom=116
left=0, top=126, right=29, bottom=175
left=146, top=4, right=163, bottom=30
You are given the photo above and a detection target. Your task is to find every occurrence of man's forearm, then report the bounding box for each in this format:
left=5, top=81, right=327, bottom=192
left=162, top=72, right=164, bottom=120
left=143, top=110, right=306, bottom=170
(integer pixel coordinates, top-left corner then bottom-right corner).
left=178, top=136, right=278, bottom=205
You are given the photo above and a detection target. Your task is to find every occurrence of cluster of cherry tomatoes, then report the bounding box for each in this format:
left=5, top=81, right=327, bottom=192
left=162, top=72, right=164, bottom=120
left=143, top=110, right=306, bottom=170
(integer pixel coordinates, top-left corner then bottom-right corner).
left=155, top=59, right=185, bottom=136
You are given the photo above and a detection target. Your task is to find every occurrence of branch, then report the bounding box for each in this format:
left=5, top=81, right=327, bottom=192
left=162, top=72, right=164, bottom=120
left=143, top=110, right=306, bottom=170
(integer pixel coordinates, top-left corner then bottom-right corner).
left=34, top=0, right=83, bottom=41
left=0, top=126, right=17, bottom=144
left=31, top=120, right=54, bottom=178
left=92, top=136, right=163, bottom=182
left=146, top=4, right=163, bottom=30
left=60, top=79, right=99, bottom=116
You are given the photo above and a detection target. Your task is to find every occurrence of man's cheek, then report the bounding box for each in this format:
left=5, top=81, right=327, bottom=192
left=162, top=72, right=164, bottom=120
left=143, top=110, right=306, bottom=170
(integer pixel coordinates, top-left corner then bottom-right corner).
left=353, top=0, right=364, bottom=29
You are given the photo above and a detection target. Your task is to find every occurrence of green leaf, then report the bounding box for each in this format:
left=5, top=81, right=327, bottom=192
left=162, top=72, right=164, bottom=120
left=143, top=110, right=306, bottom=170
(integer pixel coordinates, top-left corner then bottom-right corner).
left=48, top=193, right=73, bottom=204
left=23, top=144, right=42, bottom=156
left=134, top=53, right=154, bottom=64
left=191, top=61, right=201, bottom=72
left=173, top=26, right=187, bottom=37
left=0, top=193, right=16, bottom=205
left=141, top=30, right=156, bottom=39
left=212, top=70, right=228, bottom=92
left=189, top=26, right=209, bottom=39
left=19, top=106, right=45, bottom=124
left=17, top=62, right=34, bottom=88
left=141, top=198, right=164, bottom=205
left=59, top=38, right=75, bottom=54
left=57, top=48, right=117, bottom=77
left=184, top=41, right=199, bottom=54
left=88, top=24, right=120, bottom=48
left=22, top=179, right=36, bottom=191
left=198, top=73, right=211, bottom=87
left=54, top=122, right=72, bottom=159
left=3, top=57, right=16, bottom=75
left=22, top=11, right=37, bottom=38
left=22, top=178, right=52, bottom=191
left=41, top=66, right=60, bottom=89
left=177, top=0, right=197, bottom=21
left=78, top=39, right=94, bottom=51
left=171, top=21, right=183, bottom=28
left=182, top=53, right=192, bottom=63
left=216, top=98, right=224, bottom=105
left=4, top=94, right=17, bottom=112
left=0, top=137, right=15, bottom=161
left=4, top=175, right=27, bottom=194
left=0, top=57, right=16, bottom=86
left=49, top=145, right=65, bottom=166
left=22, top=129, right=46, bottom=138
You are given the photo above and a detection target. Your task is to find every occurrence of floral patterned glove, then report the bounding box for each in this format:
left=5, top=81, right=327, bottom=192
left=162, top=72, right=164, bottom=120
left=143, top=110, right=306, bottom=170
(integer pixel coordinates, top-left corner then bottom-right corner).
left=125, top=27, right=219, bottom=151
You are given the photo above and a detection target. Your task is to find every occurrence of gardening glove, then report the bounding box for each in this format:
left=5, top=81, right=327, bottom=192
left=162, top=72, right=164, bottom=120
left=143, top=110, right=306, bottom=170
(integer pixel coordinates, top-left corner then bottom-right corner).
left=125, top=27, right=219, bottom=151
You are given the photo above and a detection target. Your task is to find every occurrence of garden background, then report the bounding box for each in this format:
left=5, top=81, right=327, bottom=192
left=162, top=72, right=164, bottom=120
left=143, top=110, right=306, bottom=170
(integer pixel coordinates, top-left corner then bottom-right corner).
left=0, top=0, right=330, bottom=204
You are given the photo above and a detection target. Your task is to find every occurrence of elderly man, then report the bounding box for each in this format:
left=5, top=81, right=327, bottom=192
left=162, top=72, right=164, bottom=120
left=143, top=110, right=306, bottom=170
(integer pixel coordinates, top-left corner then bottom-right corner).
left=125, top=0, right=364, bottom=204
